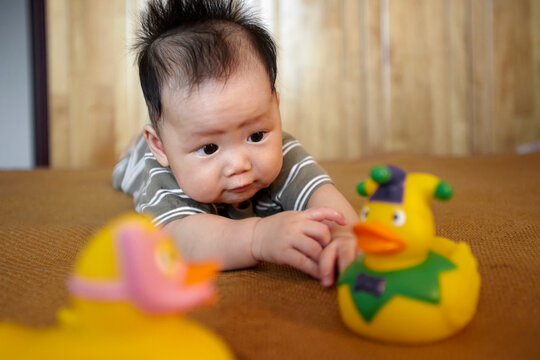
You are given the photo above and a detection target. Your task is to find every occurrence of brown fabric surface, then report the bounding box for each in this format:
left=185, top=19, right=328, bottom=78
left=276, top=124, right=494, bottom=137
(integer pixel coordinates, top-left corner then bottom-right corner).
left=1, top=154, right=539, bottom=359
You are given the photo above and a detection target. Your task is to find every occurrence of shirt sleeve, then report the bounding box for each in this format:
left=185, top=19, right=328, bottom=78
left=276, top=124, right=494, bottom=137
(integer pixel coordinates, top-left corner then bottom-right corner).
left=112, top=134, right=217, bottom=226
left=268, top=132, right=333, bottom=211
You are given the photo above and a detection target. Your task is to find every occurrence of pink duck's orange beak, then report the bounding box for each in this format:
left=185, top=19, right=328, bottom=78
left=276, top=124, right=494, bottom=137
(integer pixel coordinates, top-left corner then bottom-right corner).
left=183, top=260, right=221, bottom=307
left=353, top=222, right=406, bottom=255
left=185, top=261, right=220, bottom=285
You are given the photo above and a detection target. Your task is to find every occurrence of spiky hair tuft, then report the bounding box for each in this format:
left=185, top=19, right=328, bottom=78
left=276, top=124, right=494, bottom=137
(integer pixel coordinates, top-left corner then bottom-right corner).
left=134, top=0, right=277, bottom=129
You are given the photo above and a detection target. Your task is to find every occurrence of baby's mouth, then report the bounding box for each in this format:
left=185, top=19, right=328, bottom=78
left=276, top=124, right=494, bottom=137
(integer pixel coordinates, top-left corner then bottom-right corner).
left=229, top=183, right=253, bottom=193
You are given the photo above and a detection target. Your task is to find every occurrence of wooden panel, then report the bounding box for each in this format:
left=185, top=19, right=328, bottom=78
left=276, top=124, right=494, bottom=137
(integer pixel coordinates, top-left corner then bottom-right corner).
left=471, top=0, right=495, bottom=154
left=388, top=0, right=434, bottom=153
left=492, top=0, right=536, bottom=152
left=447, top=0, right=471, bottom=155
left=363, top=0, right=388, bottom=156
left=115, top=0, right=149, bottom=159
left=534, top=0, right=540, bottom=147
left=278, top=1, right=342, bottom=159
left=47, top=0, right=540, bottom=167
left=342, top=0, right=365, bottom=157
left=386, top=0, right=472, bottom=155
left=47, top=0, right=70, bottom=167
left=47, top=0, right=147, bottom=168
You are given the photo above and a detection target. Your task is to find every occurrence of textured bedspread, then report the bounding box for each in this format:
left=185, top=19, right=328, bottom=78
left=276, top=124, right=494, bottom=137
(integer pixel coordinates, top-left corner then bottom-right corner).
left=1, top=153, right=539, bottom=359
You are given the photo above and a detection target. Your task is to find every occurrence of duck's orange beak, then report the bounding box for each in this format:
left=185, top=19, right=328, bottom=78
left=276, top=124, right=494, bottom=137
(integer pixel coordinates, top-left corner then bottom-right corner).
left=184, top=260, right=220, bottom=285
left=353, top=222, right=406, bottom=255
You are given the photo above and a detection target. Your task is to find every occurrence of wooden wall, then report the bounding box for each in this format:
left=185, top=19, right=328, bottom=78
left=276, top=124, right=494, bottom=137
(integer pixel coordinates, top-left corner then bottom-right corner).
left=47, top=0, right=148, bottom=168
left=47, top=0, right=540, bottom=168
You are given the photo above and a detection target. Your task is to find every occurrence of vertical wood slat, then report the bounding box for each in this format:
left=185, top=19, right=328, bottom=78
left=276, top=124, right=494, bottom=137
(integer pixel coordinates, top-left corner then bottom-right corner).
left=493, top=0, right=519, bottom=152
left=448, top=0, right=471, bottom=155
left=47, top=0, right=540, bottom=167
left=342, top=0, right=364, bottom=158
left=384, top=0, right=471, bottom=155
left=47, top=0, right=147, bottom=168
left=116, top=0, right=149, bottom=159
left=534, top=0, right=540, bottom=147
left=364, top=0, right=386, bottom=156
left=493, top=0, right=536, bottom=152
left=47, top=0, right=70, bottom=167
left=276, top=0, right=366, bottom=159
left=388, top=0, right=434, bottom=153
left=470, top=0, right=495, bottom=154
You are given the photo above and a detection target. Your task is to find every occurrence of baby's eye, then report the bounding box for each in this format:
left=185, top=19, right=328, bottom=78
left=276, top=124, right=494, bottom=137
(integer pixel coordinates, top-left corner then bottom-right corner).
left=196, top=144, right=218, bottom=155
left=248, top=131, right=265, bottom=143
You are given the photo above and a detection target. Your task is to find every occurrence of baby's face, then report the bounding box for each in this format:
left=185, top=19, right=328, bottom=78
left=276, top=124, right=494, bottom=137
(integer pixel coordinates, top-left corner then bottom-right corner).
left=155, top=64, right=283, bottom=205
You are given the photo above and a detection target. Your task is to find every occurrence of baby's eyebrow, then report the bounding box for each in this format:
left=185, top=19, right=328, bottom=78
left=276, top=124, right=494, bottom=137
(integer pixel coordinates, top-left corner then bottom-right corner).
left=191, top=127, right=227, bottom=137
left=237, top=115, right=264, bottom=129
left=194, top=115, right=265, bottom=137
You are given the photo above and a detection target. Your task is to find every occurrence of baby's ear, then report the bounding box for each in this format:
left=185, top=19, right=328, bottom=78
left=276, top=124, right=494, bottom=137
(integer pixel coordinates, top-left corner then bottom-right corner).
left=143, top=124, right=169, bottom=167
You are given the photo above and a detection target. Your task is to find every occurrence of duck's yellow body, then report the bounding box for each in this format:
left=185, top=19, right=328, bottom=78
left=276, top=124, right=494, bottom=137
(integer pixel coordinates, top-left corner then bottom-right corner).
left=338, top=165, right=480, bottom=344
left=0, top=213, right=234, bottom=359
left=339, top=237, right=480, bottom=343
left=0, top=300, right=233, bottom=360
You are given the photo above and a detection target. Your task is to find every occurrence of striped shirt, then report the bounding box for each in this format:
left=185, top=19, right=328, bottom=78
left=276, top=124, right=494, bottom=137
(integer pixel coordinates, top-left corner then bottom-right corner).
left=112, top=132, right=333, bottom=226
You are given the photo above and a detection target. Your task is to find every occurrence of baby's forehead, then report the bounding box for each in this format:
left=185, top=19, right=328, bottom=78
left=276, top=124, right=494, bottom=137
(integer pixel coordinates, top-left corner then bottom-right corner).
left=161, top=76, right=230, bottom=109
left=161, top=67, right=273, bottom=125
left=163, top=58, right=272, bottom=102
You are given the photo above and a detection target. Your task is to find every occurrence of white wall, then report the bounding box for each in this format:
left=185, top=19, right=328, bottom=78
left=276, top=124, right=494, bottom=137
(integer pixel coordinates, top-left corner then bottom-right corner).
left=0, top=0, right=34, bottom=169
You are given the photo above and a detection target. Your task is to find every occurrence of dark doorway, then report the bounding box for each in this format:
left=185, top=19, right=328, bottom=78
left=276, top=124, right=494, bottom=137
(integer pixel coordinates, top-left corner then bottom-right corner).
left=30, top=0, right=49, bottom=167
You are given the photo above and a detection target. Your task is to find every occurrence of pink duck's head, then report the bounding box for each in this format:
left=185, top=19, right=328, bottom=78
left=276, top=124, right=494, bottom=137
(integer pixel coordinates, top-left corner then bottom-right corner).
left=68, top=214, right=219, bottom=314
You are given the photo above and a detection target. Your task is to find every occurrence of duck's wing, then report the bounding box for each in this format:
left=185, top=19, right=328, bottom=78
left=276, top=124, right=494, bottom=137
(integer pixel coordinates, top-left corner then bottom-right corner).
left=434, top=238, right=481, bottom=330
left=432, top=236, right=479, bottom=278
left=431, top=236, right=458, bottom=258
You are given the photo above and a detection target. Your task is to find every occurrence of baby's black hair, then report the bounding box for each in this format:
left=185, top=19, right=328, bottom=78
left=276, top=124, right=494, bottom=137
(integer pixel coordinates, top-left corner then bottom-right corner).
left=135, top=0, right=277, bottom=130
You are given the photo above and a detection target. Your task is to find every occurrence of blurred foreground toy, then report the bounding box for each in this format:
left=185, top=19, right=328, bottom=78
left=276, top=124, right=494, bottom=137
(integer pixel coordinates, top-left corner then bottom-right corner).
left=0, top=213, right=234, bottom=359
left=338, top=165, right=480, bottom=344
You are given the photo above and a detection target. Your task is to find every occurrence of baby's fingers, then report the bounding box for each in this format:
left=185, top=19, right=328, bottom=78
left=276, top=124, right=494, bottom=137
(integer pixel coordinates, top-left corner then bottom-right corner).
left=293, top=236, right=324, bottom=261
left=319, top=245, right=338, bottom=287
left=305, top=207, right=346, bottom=226
left=283, top=249, right=320, bottom=280
left=337, top=240, right=359, bottom=273
left=303, top=220, right=332, bottom=247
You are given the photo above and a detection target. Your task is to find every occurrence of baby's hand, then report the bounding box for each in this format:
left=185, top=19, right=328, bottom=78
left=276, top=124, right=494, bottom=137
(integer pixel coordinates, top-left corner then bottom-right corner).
left=251, top=207, right=346, bottom=279
left=318, top=233, right=358, bottom=287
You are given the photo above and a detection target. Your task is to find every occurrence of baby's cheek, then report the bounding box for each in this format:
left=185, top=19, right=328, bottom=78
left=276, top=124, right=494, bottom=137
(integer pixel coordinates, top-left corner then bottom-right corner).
left=174, top=165, right=221, bottom=203
left=260, top=148, right=283, bottom=185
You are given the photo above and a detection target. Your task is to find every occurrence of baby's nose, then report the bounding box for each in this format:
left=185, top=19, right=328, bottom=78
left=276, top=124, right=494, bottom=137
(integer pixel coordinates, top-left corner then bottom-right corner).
left=224, top=148, right=252, bottom=177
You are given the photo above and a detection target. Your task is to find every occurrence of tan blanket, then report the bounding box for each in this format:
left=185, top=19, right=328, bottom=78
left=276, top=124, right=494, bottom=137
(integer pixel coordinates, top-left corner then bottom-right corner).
left=1, top=153, right=539, bottom=359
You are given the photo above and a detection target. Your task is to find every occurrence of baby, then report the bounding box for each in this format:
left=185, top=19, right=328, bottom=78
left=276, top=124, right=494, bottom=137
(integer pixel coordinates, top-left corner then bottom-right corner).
left=113, top=0, right=358, bottom=287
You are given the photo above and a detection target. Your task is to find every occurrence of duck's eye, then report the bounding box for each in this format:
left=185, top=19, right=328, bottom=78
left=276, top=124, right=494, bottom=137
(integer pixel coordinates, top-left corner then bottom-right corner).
left=154, top=240, right=180, bottom=276
left=392, top=210, right=406, bottom=226
left=360, top=206, right=369, bottom=221
left=196, top=144, right=218, bottom=155
left=248, top=131, right=265, bottom=143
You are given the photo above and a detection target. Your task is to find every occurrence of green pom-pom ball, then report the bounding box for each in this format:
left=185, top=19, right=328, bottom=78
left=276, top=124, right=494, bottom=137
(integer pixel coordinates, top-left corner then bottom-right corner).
left=435, top=181, right=453, bottom=200
left=357, top=181, right=368, bottom=196
left=370, top=165, right=391, bottom=184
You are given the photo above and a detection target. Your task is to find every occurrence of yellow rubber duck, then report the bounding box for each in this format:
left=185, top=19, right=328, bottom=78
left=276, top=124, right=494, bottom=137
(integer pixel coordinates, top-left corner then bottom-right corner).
left=338, top=165, right=480, bottom=344
left=0, top=213, right=234, bottom=359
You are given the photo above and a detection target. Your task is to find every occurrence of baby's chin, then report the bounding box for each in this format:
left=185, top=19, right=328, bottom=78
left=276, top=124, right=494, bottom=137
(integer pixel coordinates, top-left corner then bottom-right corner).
left=218, top=190, right=258, bottom=205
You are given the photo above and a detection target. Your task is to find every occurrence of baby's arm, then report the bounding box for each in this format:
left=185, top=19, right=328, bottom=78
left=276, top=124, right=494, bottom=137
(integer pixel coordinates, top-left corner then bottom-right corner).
left=164, top=207, right=346, bottom=279
left=164, top=215, right=260, bottom=269
left=307, top=184, right=359, bottom=287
